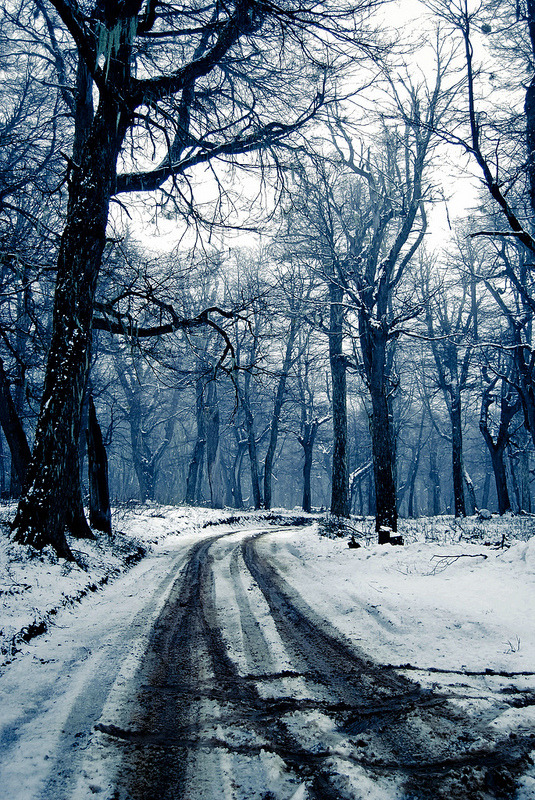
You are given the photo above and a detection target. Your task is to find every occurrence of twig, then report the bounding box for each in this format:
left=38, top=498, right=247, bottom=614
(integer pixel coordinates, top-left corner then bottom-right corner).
left=430, top=553, right=487, bottom=574
left=381, top=663, right=535, bottom=677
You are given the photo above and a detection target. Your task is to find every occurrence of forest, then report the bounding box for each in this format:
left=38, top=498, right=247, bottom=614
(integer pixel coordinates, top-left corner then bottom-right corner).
left=2, top=0, right=535, bottom=557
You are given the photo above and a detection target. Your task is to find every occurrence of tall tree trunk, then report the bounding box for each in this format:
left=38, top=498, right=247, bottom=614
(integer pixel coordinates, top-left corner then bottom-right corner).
left=302, top=439, right=313, bottom=513
left=205, top=380, right=224, bottom=509
left=369, top=387, right=398, bottom=538
left=407, top=413, right=425, bottom=518
left=481, top=466, right=492, bottom=510
left=264, top=317, right=296, bottom=510
left=0, top=435, right=5, bottom=498
left=87, top=396, right=112, bottom=534
left=237, top=377, right=262, bottom=510
left=479, top=381, right=520, bottom=515
left=66, top=446, right=96, bottom=540
left=508, top=444, right=522, bottom=512
left=480, top=423, right=511, bottom=516
left=243, top=401, right=262, bottom=510
left=463, top=468, right=477, bottom=515
left=129, top=396, right=152, bottom=503
left=489, top=447, right=511, bottom=515
left=429, top=445, right=441, bottom=516
left=186, top=376, right=206, bottom=505
left=329, top=281, right=349, bottom=517
left=450, top=395, right=466, bottom=517
left=0, top=355, right=31, bottom=488
left=13, top=101, right=125, bottom=557
left=299, top=420, right=319, bottom=514
left=360, top=314, right=397, bottom=539
left=231, top=436, right=247, bottom=509
left=525, top=0, right=535, bottom=217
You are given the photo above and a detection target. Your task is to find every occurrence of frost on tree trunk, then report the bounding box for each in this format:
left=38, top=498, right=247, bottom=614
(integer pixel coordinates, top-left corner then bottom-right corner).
left=12, top=105, right=122, bottom=558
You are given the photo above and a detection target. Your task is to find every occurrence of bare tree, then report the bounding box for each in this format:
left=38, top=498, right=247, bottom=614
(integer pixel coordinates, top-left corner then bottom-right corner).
left=328, top=62, right=450, bottom=538
left=479, top=362, right=522, bottom=514
left=12, top=0, right=377, bottom=556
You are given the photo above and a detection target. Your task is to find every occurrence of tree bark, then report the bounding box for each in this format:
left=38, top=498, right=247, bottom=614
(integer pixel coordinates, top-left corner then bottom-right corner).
left=463, top=468, right=477, bottom=515
left=428, top=445, right=441, bottom=516
left=264, top=317, right=296, bottom=510
left=450, top=395, right=466, bottom=518
left=12, top=96, right=126, bottom=557
left=299, top=420, right=320, bottom=514
left=231, top=434, right=247, bottom=509
left=479, top=380, right=520, bottom=515
left=243, top=399, right=262, bottom=510
left=87, top=396, right=112, bottom=534
left=490, top=447, right=510, bottom=515
left=359, top=311, right=397, bottom=538
left=369, top=387, right=398, bottom=537
left=205, top=380, right=224, bottom=509
left=328, top=281, right=349, bottom=517
left=237, top=375, right=262, bottom=510
left=0, top=356, right=31, bottom=488
left=407, top=413, right=425, bottom=518
left=525, top=0, right=535, bottom=217
left=186, top=376, right=206, bottom=504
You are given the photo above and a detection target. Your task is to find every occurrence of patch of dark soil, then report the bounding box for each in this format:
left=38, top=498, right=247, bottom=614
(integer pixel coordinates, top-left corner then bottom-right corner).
left=19, top=619, right=47, bottom=642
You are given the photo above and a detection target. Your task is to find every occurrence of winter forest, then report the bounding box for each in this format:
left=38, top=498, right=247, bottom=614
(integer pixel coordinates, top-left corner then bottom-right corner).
left=3, top=0, right=535, bottom=557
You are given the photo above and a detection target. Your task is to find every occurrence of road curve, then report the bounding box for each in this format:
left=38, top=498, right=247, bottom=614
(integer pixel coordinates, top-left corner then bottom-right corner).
left=89, top=527, right=533, bottom=800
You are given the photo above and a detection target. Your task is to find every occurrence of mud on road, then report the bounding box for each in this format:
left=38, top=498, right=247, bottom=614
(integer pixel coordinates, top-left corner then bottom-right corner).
left=94, top=528, right=535, bottom=800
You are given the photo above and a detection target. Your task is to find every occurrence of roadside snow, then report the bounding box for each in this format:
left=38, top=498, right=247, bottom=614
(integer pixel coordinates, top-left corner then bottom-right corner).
left=256, top=521, right=535, bottom=675
left=255, top=513, right=535, bottom=798
left=0, top=505, right=293, bottom=800
left=0, top=504, right=270, bottom=667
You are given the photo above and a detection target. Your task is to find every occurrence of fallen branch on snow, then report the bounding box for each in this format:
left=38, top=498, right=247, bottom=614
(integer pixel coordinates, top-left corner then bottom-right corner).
left=381, top=663, right=535, bottom=677
left=430, top=553, right=487, bottom=574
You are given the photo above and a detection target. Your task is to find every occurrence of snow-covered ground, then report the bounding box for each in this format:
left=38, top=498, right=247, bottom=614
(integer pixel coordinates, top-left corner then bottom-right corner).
left=0, top=503, right=258, bottom=667
left=1, top=506, right=534, bottom=799
left=258, top=515, right=535, bottom=676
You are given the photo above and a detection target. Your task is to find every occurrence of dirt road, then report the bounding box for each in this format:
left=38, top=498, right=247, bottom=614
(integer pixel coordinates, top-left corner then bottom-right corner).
left=91, top=528, right=533, bottom=800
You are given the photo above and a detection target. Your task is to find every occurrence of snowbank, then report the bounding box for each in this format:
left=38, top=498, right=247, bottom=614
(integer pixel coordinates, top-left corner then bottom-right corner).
left=257, top=515, right=535, bottom=675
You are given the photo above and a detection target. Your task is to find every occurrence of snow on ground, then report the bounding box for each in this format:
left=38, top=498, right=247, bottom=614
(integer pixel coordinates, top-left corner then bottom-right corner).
left=1, top=505, right=535, bottom=799
left=0, top=504, right=296, bottom=800
left=255, top=513, right=535, bottom=799
left=0, top=504, right=273, bottom=667
left=256, top=514, right=535, bottom=676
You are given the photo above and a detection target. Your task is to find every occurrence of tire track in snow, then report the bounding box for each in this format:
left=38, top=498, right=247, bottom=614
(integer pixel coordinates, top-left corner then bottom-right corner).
left=106, top=530, right=356, bottom=799
left=242, top=530, right=534, bottom=800
left=98, top=527, right=533, bottom=800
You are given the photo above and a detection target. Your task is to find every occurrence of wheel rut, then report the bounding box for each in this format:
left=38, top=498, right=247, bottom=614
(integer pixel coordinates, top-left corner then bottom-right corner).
left=100, top=528, right=534, bottom=800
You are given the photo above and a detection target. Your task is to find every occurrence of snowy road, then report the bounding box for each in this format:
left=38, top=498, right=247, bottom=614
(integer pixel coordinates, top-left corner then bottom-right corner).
left=1, top=523, right=534, bottom=799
